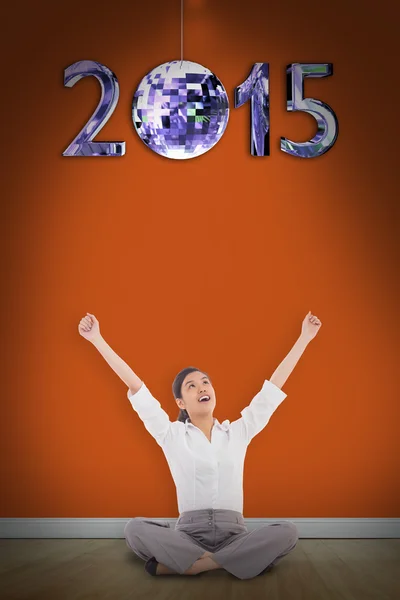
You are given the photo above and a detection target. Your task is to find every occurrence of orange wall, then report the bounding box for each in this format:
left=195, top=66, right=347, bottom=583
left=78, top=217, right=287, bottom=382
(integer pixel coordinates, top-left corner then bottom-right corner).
left=1, top=0, right=398, bottom=519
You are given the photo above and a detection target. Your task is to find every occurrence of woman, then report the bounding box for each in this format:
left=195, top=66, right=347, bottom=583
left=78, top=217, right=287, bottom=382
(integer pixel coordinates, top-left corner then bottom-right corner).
left=78, top=310, right=322, bottom=579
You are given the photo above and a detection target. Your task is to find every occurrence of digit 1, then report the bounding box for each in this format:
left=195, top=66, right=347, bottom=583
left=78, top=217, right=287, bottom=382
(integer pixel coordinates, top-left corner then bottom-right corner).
left=234, top=63, right=270, bottom=156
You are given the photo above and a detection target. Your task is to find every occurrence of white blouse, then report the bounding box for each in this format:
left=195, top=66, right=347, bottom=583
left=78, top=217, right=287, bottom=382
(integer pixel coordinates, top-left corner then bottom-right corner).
left=127, top=379, right=287, bottom=515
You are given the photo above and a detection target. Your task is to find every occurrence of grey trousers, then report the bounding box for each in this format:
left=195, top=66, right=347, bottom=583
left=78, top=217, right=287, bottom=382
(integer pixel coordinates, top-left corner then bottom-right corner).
left=124, top=508, right=299, bottom=579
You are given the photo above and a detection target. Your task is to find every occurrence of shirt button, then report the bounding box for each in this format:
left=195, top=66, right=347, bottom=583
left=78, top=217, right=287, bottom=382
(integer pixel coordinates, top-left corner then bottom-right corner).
left=208, top=521, right=212, bottom=525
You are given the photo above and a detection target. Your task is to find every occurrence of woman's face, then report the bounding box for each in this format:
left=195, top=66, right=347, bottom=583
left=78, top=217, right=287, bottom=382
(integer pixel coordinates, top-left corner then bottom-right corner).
left=177, top=371, right=216, bottom=417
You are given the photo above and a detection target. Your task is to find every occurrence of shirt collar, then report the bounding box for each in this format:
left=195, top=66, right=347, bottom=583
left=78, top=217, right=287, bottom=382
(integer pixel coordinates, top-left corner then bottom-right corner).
left=184, top=417, right=229, bottom=432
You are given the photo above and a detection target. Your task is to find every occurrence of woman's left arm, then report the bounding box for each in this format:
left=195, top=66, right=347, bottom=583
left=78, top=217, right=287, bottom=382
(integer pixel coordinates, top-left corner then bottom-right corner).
left=269, top=311, right=322, bottom=390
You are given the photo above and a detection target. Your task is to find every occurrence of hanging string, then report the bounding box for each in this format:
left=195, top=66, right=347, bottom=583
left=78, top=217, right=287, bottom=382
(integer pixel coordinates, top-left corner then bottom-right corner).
left=180, top=0, right=184, bottom=67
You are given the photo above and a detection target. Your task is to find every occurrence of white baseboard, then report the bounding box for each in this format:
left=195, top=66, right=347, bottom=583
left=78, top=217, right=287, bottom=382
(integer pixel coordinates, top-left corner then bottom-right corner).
left=0, top=518, right=399, bottom=538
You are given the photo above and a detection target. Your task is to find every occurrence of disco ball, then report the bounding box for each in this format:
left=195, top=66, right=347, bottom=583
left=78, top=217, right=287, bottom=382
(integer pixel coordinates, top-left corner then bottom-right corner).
left=132, top=60, right=229, bottom=160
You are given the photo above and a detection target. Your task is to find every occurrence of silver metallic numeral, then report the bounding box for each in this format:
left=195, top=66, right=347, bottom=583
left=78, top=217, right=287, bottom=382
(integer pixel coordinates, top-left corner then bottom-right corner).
left=62, top=60, right=338, bottom=158
left=234, top=63, right=270, bottom=156
left=63, top=60, right=125, bottom=157
left=281, top=63, right=338, bottom=158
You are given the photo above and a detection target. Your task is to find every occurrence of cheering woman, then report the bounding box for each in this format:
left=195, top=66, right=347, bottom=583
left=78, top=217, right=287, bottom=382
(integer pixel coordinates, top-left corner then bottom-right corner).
left=78, top=310, right=322, bottom=579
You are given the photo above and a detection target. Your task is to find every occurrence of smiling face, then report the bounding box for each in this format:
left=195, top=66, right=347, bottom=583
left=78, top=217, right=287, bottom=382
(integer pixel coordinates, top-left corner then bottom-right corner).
left=176, top=371, right=216, bottom=418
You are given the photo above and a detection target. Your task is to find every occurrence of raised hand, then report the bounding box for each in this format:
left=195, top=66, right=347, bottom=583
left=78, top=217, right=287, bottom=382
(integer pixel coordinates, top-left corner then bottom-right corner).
left=78, top=312, right=101, bottom=343
left=301, top=311, right=322, bottom=342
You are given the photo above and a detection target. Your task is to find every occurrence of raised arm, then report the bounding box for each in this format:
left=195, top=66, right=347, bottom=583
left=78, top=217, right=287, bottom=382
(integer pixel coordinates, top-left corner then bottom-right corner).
left=269, top=311, right=322, bottom=389
left=78, top=312, right=172, bottom=446
left=233, top=311, right=323, bottom=444
left=78, top=312, right=142, bottom=393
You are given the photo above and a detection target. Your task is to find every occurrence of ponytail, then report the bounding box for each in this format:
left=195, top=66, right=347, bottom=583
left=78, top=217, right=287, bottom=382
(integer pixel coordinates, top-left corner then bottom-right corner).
left=177, top=408, right=190, bottom=423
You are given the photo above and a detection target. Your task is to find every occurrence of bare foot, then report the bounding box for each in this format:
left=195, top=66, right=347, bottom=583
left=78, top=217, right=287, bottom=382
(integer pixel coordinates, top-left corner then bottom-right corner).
left=183, top=556, right=222, bottom=575
left=200, top=551, right=214, bottom=559
left=156, top=562, right=178, bottom=575
left=154, top=553, right=219, bottom=576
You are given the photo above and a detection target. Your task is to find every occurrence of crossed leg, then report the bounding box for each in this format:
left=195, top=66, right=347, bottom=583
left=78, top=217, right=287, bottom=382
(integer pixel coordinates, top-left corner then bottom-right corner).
left=124, top=517, right=298, bottom=579
left=124, top=518, right=215, bottom=575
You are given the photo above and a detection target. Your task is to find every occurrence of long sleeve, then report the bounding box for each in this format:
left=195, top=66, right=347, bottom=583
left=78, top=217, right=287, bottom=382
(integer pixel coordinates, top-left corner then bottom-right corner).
left=235, top=379, right=287, bottom=444
left=127, top=382, right=172, bottom=447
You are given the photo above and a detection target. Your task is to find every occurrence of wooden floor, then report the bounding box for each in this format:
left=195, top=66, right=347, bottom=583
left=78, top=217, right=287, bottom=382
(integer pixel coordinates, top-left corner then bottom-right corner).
left=0, top=538, right=399, bottom=600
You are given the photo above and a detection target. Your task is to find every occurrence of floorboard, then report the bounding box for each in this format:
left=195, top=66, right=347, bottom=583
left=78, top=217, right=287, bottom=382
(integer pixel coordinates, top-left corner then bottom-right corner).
left=0, top=539, right=398, bottom=600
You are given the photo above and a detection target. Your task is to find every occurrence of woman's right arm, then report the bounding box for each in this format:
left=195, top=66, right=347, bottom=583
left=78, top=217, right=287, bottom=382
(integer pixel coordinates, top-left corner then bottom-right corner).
left=78, top=312, right=142, bottom=393
left=78, top=312, right=172, bottom=446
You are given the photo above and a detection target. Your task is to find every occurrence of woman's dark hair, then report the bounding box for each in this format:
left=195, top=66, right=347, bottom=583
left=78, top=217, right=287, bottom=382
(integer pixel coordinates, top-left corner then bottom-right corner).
left=172, top=366, right=211, bottom=423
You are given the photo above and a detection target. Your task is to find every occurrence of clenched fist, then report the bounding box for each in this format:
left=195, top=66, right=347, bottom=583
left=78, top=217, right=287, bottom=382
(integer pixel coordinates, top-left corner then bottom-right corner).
left=301, top=310, right=322, bottom=342
left=78, top=312, right=101, bottom=343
